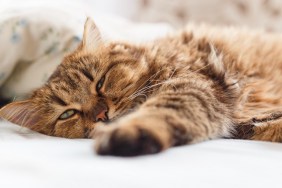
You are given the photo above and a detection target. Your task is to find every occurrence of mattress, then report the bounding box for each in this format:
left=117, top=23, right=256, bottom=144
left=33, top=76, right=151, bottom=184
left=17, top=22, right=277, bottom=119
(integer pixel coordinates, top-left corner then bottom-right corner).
left=1, top=121, right=282, bottom=188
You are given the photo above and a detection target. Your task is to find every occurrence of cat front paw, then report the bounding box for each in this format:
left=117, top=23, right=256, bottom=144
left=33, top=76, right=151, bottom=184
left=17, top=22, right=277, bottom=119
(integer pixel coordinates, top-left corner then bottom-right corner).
left=93, top=124, right=163, bottom=156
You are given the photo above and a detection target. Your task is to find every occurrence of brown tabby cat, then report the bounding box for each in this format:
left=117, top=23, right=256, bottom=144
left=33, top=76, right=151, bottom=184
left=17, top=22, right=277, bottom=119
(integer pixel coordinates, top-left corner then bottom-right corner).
left=1, top=18, right=282, bottom=156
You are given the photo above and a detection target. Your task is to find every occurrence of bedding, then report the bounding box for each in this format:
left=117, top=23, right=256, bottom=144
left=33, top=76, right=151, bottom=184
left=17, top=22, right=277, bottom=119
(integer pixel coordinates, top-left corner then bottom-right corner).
left=1, top=1, right=282, bottom=188
left=1, top=121, right=282, bottom=188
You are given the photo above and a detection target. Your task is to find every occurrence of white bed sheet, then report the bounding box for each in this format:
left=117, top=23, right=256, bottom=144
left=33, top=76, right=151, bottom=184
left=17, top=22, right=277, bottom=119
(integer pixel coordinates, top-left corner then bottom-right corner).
left=1, top=121, right=282, bottom=188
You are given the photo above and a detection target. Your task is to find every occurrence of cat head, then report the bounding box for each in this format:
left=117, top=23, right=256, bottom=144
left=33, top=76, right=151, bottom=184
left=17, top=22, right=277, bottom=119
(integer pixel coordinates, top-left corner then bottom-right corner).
left=0, top=18, right=155, bottom=138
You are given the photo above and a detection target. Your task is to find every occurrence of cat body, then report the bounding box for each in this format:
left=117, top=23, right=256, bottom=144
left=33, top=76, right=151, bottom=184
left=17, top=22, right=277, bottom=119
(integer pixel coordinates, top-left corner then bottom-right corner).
left=1, top=19, right=282, bottom=156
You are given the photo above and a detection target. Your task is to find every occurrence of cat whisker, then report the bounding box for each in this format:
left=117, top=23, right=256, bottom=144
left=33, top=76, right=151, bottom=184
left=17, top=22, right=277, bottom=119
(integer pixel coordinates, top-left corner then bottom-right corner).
left=126, top=66, right=177, bottom=103
left=128, top=66, right=167, bottom=99
left=129, top=67, right=199, bottom=102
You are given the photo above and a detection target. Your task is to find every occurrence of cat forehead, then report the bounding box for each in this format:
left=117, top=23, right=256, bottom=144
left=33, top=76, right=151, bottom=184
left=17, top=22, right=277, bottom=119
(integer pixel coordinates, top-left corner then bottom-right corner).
left=64, top=53, right=100, bottom=68
left=49, top=54, right=100, bottom=80
left=38, top=43, right=138, bottom=99
left=34, top=77, right=90, bottom=106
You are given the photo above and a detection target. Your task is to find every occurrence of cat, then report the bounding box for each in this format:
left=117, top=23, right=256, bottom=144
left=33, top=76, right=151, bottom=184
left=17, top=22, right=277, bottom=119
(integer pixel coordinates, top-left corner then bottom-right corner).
left=1, top=18, right=282, bottom=156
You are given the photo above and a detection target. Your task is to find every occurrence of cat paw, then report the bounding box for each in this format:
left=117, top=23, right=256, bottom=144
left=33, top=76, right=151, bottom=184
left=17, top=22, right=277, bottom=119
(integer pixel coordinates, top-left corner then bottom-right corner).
left=93, top=125, right=163, bottom=156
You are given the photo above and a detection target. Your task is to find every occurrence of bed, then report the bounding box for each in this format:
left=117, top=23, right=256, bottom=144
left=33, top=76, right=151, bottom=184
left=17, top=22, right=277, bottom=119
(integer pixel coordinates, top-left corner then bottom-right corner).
left=1, top=1, right=282, bottom=188
left=1, top=121, right=282, bottom=188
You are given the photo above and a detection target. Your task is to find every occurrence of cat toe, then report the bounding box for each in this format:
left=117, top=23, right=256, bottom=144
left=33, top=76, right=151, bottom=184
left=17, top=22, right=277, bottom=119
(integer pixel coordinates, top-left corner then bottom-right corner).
left=95, top=127, right=162, bottom=156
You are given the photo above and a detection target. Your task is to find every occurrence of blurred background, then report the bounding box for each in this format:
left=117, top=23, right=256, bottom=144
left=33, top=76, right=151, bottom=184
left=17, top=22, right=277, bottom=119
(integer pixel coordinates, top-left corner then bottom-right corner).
left=2, top=0, right=282, bottom=30
left=97, top=0, right=282, bottom=31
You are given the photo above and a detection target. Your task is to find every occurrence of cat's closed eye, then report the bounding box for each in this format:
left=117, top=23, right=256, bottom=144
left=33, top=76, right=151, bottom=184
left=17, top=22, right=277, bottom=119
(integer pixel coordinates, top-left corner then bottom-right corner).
left=96, top=76, right=105, bottom=91
left=59, top=109, right=77, bottom=120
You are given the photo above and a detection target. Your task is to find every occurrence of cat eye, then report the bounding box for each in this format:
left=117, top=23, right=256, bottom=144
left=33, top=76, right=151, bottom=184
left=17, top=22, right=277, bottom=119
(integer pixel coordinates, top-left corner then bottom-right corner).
left=96, top=76, right=105, bottom=91
left=59, top=109, right=76, bottom=120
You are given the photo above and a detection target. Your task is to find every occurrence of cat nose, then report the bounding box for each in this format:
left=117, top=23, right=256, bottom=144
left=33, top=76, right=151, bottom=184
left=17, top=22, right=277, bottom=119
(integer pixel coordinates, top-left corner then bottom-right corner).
left=94, top=108, right=108, bottom=122
left=95, top=109, right=108, bottom=122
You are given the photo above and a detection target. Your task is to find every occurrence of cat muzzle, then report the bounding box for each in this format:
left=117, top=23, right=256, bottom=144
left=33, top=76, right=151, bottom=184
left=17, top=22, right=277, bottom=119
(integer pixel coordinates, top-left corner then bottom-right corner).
left=92, top=100, right=109, bottom=122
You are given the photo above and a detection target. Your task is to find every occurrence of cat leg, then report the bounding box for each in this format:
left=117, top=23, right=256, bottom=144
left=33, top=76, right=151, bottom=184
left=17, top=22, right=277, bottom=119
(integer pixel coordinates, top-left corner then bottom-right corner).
left=253, top=122, right=282, bottom=142
left=94, top=83, right=235, bottom=156
left=251, top=113, right=282, bottom=142
left=234, top=112, right=282, bottom=142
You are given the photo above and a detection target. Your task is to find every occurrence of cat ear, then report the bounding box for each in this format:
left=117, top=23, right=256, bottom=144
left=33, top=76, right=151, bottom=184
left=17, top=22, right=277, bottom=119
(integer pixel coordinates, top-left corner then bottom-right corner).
left=0, top=100, right=40, bottom=128
left=82, top=17, right=103, bottom=52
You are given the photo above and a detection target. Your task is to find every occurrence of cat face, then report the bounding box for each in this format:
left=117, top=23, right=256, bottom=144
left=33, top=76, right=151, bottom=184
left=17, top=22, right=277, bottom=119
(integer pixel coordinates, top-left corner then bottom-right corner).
left=0, top=18, right=153, bottom=138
